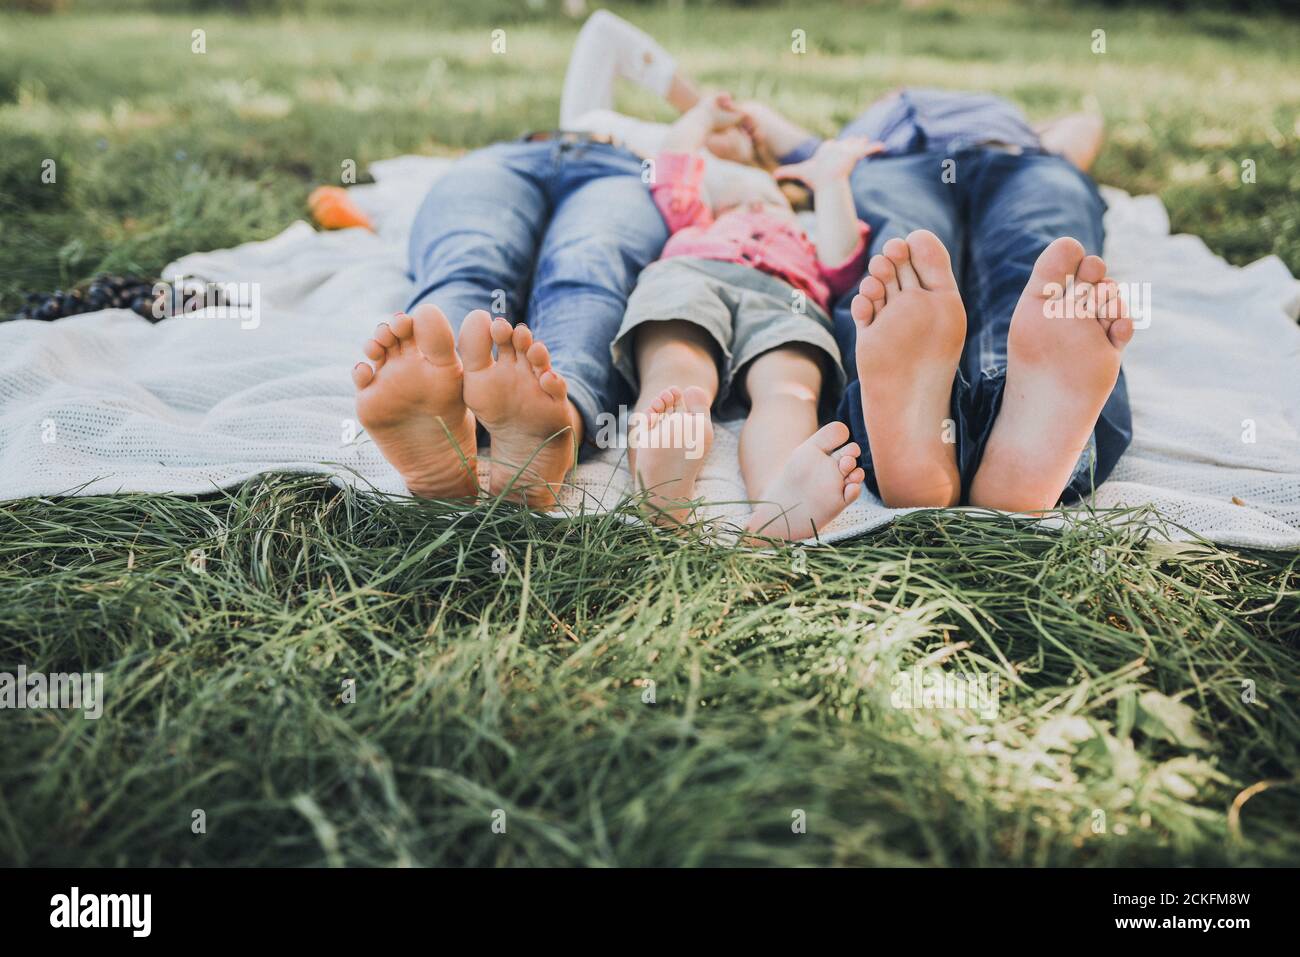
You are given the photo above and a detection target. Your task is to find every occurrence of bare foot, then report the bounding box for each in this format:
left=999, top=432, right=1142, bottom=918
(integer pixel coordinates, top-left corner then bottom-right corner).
left=968, top=237, right=1134, bottom=512
left=852, top=229, right=965, bottom=507
left=628, top=385, right=715, bottom=524
left=746, top=422, right=865, bottom=542
left=459, top=311, right=581, bottom=508
left=352, top=305, right=478, bottom=499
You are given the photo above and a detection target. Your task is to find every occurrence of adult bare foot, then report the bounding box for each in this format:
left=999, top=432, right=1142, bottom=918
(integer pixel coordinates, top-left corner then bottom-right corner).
left=968, top=237, right=1134, bottom=512
left=852, top=229, right=965, bottom=507
left=352, top=305, right=478, bottom=499
left=459, top=311, right=582, bottom=508
left=746, top=422, right=865, bottom=542
left=629, top=385, right=714, bottom=524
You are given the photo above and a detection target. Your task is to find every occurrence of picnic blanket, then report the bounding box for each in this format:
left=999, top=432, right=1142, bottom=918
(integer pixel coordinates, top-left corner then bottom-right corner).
left=1, top=155, right=1297, bottom=549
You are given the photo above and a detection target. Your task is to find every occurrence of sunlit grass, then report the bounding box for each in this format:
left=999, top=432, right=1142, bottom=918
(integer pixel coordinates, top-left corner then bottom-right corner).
left=0, top=0, right=1297, bottom=866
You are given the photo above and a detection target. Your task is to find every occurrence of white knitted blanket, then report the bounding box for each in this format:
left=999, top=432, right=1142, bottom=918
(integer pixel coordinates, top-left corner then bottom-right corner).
left=1, top=156, right=1297, bottom=548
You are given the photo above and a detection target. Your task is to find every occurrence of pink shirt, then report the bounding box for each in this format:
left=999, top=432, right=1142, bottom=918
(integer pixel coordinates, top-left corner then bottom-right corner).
left=649, top=152, right=869, bottom=312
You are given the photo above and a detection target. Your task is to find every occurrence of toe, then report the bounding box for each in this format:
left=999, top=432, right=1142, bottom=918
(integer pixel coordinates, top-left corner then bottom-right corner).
left=539, top=369, right=568, bottom=401
left=1096, top=281, right=1118, bottom=321
left=1027, top=236, right=1086, bottom=301
left=1076, top=254, right=1107, bottom=285
left=844, top=482, right=863, bottom=505
left=363, top=338, right=386, bottom=363
left=860, top=276, right=886, bottom=301
left=868, top=254, right=900, bottom=296
left=458, top=309, right=494, bottom=372
left=809, top=420, right=851, bottom=453
left=1108, top=314, right=1135, bottom=350
left=682, top=385, right=711, bottom=414
left=526, top=340, right=552, bottom=373
left=490, top=317, right=516, bottom=358
left=1109, top=281, right=1130, bottom=321
left=373, top=322, right=398, bottom=349
left=511, top=323, right=534, bottom=355
left=351, top=362, right=374, bottom=389
left=837, top=454, right=856, bottom=476
left=851, top=293, right=876, bottom=327
left=1099, top=280, right=1127, bottom=324
left=410, top=304, right=456, bottom=360
left=905, top=229, right=958, bottom=291
left=390, top=311, right=414, bottom=339
left=1073, top=281, right=1097, bottom=319
left=884, top=237, right=920, bottom=289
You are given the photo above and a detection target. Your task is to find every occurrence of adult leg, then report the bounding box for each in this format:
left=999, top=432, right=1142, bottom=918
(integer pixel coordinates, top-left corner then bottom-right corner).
left=406, top=142, right=549, bottom=329
left=461, top=144, right=666, bottom=505
left=959, top=151, right=1133, bottom=509
left=402, top=141, right=592, bottom=508
left=358, top=144, right=553, bottom=500
left=526, top=145, right=669, bottom=441
left=829, top=152, right=965, bottom=504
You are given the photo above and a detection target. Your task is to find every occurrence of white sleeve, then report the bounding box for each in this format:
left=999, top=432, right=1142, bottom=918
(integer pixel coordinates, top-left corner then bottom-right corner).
left=559, top=10, right=679, bottom=129
left=566, top=108, right=668, bottom=158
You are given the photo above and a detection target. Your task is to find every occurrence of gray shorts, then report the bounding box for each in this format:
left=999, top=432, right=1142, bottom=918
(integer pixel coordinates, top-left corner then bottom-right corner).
left=610, top=257, right=846, bottom=420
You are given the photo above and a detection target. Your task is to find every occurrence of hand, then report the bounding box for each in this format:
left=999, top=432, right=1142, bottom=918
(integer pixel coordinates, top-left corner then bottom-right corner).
left=692, top=91, right=747, bottom=133
left=773, top=136, right=883, bottom=188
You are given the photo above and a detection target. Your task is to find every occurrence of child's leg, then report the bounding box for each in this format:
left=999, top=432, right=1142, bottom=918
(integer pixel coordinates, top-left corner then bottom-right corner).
left=737, top=346, right=822, bottom=497
left=628, top=320, right=718, bottom=522
left=739, top=346, right=865, bottom=541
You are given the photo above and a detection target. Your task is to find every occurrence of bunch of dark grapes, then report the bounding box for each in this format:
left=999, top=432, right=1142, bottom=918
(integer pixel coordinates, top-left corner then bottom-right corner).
left=8, top=274, right=161, bottom=323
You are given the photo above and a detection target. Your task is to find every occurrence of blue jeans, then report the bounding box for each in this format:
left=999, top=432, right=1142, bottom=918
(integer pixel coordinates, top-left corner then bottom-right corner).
left=831, top=147, right=1133, bottom=503
left=407, top=139, right=668, bottom=443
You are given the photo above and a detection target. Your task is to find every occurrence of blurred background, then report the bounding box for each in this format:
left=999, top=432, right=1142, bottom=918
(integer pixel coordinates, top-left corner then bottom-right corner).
left=2, top=0, right=1297, bottom=314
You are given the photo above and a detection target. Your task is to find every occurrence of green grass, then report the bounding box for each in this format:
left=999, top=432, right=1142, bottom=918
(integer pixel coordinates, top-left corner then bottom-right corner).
left=1, top=478, right=1297, bottom=866
left=1, top=0, right=1298, bottom=866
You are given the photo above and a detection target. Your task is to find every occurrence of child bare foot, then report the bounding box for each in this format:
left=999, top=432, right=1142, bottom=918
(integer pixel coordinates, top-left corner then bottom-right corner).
left=852, top=229, right=965, bottom=507
left=629, top=385, right=714, bottom=524
left=746, top=422, right=865, bottom=541
left=459, top=311, right=582, bottom=508
left=352, top=304, right=478, bottom=499
left=969, top=237, right=1134, bottom=512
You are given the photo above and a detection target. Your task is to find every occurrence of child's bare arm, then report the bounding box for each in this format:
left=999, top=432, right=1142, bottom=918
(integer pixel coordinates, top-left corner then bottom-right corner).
left=775, top=137, right=882, bottom=266
left=662, top=92, right=746, bottom=153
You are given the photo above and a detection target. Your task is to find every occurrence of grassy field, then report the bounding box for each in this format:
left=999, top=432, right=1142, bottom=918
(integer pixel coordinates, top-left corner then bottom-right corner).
left=1, top=0, right=1298, bottom=866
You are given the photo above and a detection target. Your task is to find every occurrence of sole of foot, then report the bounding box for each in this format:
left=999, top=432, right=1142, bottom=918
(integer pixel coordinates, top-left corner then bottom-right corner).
left=852, top=229, right=965, bottom=508
left=746, top=421, right=865, bottom=542
left=629, top=385, right=715, bottom=525
left=352, top=304, right=478, bottom=499
left=459, top=310, right=580, bottom=509
left=968, top=236, right=1133, bottom=512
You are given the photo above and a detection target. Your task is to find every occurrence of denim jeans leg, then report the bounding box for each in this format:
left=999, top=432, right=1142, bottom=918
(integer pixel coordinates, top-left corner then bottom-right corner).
left=958, top=150, right=1131, bottom=502
left=406, top=143, right=551, bottom=328
left=526, top=145, right=668, bottom=443
left=832, top=151, right=966, bottom=499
